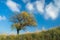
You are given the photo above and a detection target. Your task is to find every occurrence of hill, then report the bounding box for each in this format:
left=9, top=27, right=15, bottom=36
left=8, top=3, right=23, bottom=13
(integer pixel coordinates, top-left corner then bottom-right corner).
left=0, top=26, right=60, bottom=40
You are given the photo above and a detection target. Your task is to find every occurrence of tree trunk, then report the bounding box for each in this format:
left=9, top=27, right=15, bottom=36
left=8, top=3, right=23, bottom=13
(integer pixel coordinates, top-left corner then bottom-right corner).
left=17, top=29, right=19, bottom=35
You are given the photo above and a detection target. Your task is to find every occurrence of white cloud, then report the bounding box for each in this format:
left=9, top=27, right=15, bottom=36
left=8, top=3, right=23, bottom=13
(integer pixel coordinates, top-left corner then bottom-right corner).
left=26, top=2, right=34, bottom=12
left=45, top=3, right=59, bottom=20
left=22, top=0, right=30, bottom=3
left=6, top=0, right=20, bottom=12
left=35, top=0, right=45, bottom=13
left=54, top=0, right=60, bottom=8
left=0, top=16, right=6, bottom=21
left=26, top=0, right=45, bottom=13
left=25, top=0, right=59, bottom=20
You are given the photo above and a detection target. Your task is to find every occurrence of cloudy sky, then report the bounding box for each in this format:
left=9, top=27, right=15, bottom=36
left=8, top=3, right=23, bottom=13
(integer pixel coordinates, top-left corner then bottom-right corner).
left=0, top=0, right=60, bottom=34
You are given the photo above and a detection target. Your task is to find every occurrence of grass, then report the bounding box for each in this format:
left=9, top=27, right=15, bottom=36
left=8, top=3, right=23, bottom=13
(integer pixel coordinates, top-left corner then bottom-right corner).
left=0, top=27, right=60, bottom=40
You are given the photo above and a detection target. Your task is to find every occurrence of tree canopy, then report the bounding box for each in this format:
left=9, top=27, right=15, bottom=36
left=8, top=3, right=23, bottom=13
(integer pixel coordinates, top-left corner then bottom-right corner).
left=10, top=11, right=37, bottom=34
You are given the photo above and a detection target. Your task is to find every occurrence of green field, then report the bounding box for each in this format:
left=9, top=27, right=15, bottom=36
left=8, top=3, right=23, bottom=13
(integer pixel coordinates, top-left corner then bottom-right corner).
left=0, top=26, right=60, bottom=40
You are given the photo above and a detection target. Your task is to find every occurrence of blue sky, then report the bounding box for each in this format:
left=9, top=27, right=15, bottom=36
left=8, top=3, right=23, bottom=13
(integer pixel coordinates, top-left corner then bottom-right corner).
left=0, top=0, right=60, bottom=34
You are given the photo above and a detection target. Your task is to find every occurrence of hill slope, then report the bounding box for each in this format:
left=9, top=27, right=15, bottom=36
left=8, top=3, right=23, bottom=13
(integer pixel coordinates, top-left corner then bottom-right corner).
left=0, top=27, right=60, bottom=40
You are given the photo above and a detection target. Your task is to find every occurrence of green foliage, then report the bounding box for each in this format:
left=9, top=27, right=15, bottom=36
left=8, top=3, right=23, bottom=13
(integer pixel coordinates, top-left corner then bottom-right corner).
left=10, top=11, right=37, bottom=34
left=0, top=27, right=60, bottom=40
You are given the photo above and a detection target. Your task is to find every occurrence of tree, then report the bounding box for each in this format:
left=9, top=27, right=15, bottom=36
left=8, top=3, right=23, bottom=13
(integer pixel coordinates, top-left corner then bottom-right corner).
left=10, top=11, right=37, bottom=34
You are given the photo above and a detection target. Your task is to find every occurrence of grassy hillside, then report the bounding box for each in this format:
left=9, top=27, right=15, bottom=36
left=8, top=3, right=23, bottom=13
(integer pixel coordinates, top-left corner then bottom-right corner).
left=0, top=27, right=60, bottom=40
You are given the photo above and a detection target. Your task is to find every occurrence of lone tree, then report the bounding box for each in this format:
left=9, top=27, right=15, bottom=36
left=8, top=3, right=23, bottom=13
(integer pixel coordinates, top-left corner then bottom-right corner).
left=10, top=11, right=37, bottom=34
